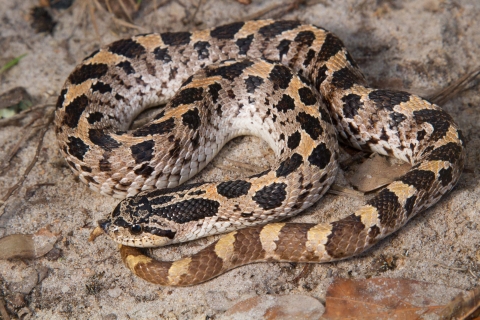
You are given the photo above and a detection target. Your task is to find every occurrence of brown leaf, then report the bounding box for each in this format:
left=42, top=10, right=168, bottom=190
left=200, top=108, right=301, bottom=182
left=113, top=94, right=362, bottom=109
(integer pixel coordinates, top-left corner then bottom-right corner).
left=323, top=278, right=465, bottom=320
left=347, top=153, right=410, bottom=192
left=438, top=286, right=480, bottom=320
left=0, top=228, right=56, bottom=259
left=224, top=295, right=324, bottom=319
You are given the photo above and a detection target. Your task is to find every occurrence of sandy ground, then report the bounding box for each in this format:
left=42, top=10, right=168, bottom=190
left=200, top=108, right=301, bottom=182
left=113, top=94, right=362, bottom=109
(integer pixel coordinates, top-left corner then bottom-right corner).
left=0, top=0, right=479, bottom=319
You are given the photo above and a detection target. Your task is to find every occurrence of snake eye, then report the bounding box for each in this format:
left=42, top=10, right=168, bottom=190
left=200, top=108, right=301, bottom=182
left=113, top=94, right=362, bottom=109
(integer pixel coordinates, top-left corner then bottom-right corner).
left=129, top=224, right=142, bottom=235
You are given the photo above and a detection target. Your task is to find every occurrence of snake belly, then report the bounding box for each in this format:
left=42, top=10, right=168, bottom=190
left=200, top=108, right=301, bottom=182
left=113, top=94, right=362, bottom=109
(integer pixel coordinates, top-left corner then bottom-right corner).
left=54, top=20, right=466, bottom=286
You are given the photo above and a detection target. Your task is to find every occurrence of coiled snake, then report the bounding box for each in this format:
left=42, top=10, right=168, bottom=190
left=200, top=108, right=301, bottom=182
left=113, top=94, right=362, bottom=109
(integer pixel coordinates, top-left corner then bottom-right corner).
left=54, top=20, right=465, bottom=286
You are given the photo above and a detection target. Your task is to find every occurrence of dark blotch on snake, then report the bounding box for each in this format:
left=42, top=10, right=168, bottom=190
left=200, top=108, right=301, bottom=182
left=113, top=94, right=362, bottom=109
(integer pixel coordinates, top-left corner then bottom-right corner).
left=298, top=87, right=317, bottom=106
left=236, top=34, right=254, bottom=55
left=208, top=83, right=222, bottom=103
left=217, top=180, right=252, bottom=199
left=132, top=117, right=175, bottom=137
left=210, top=21, right=245, bottom=39
left=66, top=136, right=89, bottom=161
left=108, top=39, right=146, bottom=58
left=315, top=65, right=328, bottom=87
left=56, top=89, right=67, bottom=109
left=245, top=75, right=264, bottom=93
left=426, top=142, right=463, bottom=164
left=87, top=112, right=103, bottom=124
left=252, top=182, right=287, bottom=210
left=390, top=112, right=407, bottom=126
left=130, top=140, right=155, bottom=164
left=91, top=81, right=112, bottom=94
left=182, top=108, right=201, bottom=130
left=287, top=131, right=301, bottom=150
left=413, top=109, right=454, bottom=141
left=341, top=94, right=363, bottom=119
left=63, top=94, right=89, bottom=128
left=206, top=60, right=254, bottom=81
left=438, top=167, right=454, bottom=187
left=308, top=143, right=331, bottom=169
left=276, top=153, right=303, bottom=177
left=161, top=32, right=192, bottom=46
left=68, top=63, right=108, bottom=85
left=88, top=129, right=121, bottom=150
left=134, top=163, right=155, bottom=177
left=268, top=65, right=293, bottom=89
left=153, top=47, right=172, bottom=62
left=116, top=61, right=135, bottom=75
left=274, top=94, right=296, bottom=112
left=277, top=39, right=291, bottom=60
left=331, top=67, right=358, bottom=90
left=404, top=195, right=417, bottom=217
left=258, top=20, right=301, bottom=38
left=169, top=87, right=204, bottom=108
left=194, top=41, right=210, bottom=60
left=367, top=189, right=402, bottom=229
left=303, top=49, right=316, bottom=67
left=249, top=169, right=271, bottom=179
left=294, top=30, right=316, bottom=46
left=152, top=198, right=220, bottom=224
left=83, top=49, right=100, bottom=61
left=317, top=33, right=344, bottom=62
left=368, top=90, right=411, bottom=111
left=325, top=214, right=366, bottom=259
left=297, top=112, right=323, bottom=140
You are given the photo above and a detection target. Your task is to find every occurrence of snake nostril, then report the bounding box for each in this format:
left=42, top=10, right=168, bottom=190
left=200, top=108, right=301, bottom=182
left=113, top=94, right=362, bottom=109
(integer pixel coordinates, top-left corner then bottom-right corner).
left=98, top=219, right=111, bottom=231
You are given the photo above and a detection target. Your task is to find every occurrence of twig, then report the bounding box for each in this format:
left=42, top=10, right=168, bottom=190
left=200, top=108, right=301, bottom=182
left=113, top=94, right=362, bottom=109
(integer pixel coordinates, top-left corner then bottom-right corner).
left=225, top=158, right=268, bottom=173
left=0, top=110, right=54, bottom=212
left=328, top=184, right=364, bottom=198
left=153, top=0, right=172, bottom=10
left=0, top=298, right=10, bottom=320
left=0, top=103, right=52, bottom=128
left=242, top=0, right=304, bottom=20
left=408, top=256, right=469, bottom=272
left=428, top=66, right=480, bottom=106
left=0, top=117, right=40, bottom=176
left=215, top=163, right=245, bottom=174
left=112, top=17, right=148, bottom=31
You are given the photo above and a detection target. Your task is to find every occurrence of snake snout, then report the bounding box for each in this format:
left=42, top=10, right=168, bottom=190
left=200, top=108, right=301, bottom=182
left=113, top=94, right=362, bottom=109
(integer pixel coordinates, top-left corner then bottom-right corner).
left=98, top=219, right=111, bottom=232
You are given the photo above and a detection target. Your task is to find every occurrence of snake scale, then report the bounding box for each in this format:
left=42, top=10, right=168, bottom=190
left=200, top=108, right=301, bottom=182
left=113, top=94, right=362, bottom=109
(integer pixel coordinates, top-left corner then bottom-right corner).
left=54, top=20, right=466, bottom=286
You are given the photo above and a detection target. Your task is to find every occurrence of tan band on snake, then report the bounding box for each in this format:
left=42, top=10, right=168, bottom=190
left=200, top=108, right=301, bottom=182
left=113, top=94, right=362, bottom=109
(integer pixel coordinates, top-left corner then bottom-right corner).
left=55, top=20, right=466, bottom=286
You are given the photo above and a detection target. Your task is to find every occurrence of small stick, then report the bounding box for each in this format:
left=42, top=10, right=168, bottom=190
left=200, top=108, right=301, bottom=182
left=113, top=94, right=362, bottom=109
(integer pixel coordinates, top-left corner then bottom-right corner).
left=0, top=117, right=40, bottom=175
left=225, top=158, right=268, bottom=173
left=0, top=298, right=10, bottom=320
left=429, top=66, right=480, bottom=106
left=0, top=111, right=54, bottom=212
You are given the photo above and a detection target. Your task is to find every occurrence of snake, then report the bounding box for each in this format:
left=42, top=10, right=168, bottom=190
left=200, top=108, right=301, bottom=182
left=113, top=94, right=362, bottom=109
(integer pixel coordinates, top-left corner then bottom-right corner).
left=54, top=20, right=466, bottom=286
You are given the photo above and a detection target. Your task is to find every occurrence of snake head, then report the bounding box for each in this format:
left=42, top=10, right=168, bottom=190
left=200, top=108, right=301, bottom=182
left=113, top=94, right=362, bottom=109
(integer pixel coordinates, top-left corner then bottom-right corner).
left=98, top=197, right=177, bottom=248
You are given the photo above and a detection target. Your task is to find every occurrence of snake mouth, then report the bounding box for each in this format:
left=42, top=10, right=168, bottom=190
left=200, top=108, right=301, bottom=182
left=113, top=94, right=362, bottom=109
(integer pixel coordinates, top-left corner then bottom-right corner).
left=98, top=219, right=111, bottom=232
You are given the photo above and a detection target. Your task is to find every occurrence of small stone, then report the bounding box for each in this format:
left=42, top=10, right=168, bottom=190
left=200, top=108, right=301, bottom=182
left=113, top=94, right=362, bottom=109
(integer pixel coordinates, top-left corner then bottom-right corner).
left=9, top=292, right=26, bottom=307
left=45, top=247, right=63, bottom=261
left=103, top=313, right=118, bottom=320
left=107, top=287, right=122, bottom=298
left=36, top=265, right=49, bottom=283
left=8, top=267, right=38, bottom=295
left=206, top=290, right=235, bottom=311
left=222, top=294, right=325, bottom=320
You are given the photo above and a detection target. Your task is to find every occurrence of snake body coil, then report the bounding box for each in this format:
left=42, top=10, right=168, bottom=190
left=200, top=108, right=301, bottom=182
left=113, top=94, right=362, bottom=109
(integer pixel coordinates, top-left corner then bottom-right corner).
left=55, top=20, right=465, bottom=286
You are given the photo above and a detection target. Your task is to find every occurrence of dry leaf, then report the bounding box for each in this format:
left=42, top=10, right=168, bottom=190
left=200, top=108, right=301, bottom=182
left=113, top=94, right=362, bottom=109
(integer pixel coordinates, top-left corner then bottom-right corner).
left=438, top=286, right=480, bottom=320
left=0, top=228, right=57, bottom=259
left=347, top=153, right=410, bottom=192
left=323, top=278, right=465, bottom=320
left=223, top=295, right=324, bottom=320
